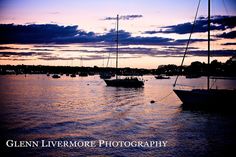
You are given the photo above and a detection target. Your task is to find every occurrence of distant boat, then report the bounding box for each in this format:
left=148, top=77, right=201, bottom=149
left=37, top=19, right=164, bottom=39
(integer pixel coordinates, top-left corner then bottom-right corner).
left=100, top=72, right=112, bottom=79
left=105, top=77, right=144, bottom=87
left=52, top=74, right=60, bottom=79
left=173, top=0, right=236, bottom=111
left=70, top=73, right=76, bottom=77
left=155, top=75, right=170, bottom=79
left=104, top=15, right=144, bottom=88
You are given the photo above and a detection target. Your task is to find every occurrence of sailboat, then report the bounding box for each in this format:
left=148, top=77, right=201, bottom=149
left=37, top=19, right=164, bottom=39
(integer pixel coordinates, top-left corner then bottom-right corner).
left=100, top=50, right=112, bottom=79
left=100, top=71, right=112, bottom=79
left=104, top=15, right=144, bottom=88
left=173, top=0, right=236, bottom=110
left=52, top=74, right=60, bottom=79
left=155, top=74, right=170, bottom=79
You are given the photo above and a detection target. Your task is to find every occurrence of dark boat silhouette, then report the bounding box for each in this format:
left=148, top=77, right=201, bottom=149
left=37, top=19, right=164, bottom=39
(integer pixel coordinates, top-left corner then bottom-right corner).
left=173, top=0, right=236, bottom=111
left=105, top=77, right=144, bottom=87
left=174, top=89, right=236, bottom=110
left=155, top=75, right=170, bottom=79
left=100, top=72, right=112, bottom=79
left=52, top=74, right=60, bottom=79
left=104, top=15, right=144, bottom=88
left=70, top=73, right=76, bottom=77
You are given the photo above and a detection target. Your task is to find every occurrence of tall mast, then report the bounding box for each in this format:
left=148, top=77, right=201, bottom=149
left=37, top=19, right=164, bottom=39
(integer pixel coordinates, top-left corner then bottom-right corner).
left=116, top=14, right=119, bottom=80
left=207, top=0, right=210, bottom=90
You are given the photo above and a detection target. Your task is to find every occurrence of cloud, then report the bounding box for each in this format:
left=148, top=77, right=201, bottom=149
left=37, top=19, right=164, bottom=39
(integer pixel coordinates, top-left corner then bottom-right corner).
left=33, top=45, right=69, bottom=48
left=188, top=50, right=236, bottom=56
left=144, top=15, right=236, bottom=34
left=221, top=42, right=236, bottom=45
left=0, top=24, right=79, bottom=44
left=38, top=54, right=138, bottom=61
left=30, top=48, right=54, bottom=51
left=0, top=58, right=33, bottom=61
left=0, top=24, right=174, bottom=45
left=0, top=51, right=51, bottom=57
left=0, top=23, right=226, bottom=47
left=217, top=30, right=236, bottom=39
left=105, top=47, right=236, bottom=57
left=59, top=46, right=235, bottom=58
left=173, top=38, right=210, bottom=45
left=103, top=15, right=143, bottom=20
left=37, top=56, right=81, bottom=61
left=143, top=30, right=160, bottom=34
left=0, top=46, right=29, bottom=50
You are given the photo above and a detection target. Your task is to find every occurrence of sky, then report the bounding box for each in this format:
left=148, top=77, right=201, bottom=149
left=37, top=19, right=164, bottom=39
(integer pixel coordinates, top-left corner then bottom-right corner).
left=0, top=0, right=236, bottom=68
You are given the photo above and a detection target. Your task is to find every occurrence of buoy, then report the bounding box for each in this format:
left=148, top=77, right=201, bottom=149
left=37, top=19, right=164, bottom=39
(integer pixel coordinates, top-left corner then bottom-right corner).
left=150, top=100, right=155, bottom=103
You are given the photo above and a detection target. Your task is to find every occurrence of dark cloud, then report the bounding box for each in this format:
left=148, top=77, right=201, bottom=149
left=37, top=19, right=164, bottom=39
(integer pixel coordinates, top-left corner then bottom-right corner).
left=38, top=54, right=138, bottom=61
left=106, top=47, right=236, bottom=57
left=144, top=15, right=236, bottom=34
left=221, top=42, right=236, bottom=45
left=0, top=24, right=90, bottom=44
left=165, top=46, right=198, bottom=50
left=0, top=46, right=29, bottom=50
left=0, top=24, right=175, bottom=45
left=34, top=45, right=69, bottom=48
left=37, top=56, right=81, bottom=61
left=100, top=29, right=178, bottom=45
left=217, top=30, right=236, bottom=39
left=152, top=50, right=236, bottom=57
left=103, top=15, right=143, bottom=20
left=105, top=47, right=154, bottom=55
left=0, top=51, right=51, bottom=57
left=30, top=49, right=54, bottom=51
left=143, top=30, right=160, bottom=34
left=79, top=43, right=109, bottom=48
left=173, top=39, right=210, bottom=45
left=0, top=23, right=228, bottom=47
left=164, top=46, right=199, bottom=52
left=188, top=50, right=236, bottom=56
left=60, top=46, right=235, bottom=58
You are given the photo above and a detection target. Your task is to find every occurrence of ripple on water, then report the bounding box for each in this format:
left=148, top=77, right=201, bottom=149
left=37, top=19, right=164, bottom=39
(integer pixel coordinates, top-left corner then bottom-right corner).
left=1, top=75, right=235, bottom=157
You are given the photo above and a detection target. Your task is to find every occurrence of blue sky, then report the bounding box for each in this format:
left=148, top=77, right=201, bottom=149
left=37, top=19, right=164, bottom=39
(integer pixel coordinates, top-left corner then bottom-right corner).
left=1, top=0, right=235, bottom=31
left=0, top=0, right=236, bottom=68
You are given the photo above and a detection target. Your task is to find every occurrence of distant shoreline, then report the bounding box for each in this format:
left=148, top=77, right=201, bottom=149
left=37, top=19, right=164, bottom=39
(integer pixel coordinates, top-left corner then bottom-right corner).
left=0, top=56, right=236, bottom=77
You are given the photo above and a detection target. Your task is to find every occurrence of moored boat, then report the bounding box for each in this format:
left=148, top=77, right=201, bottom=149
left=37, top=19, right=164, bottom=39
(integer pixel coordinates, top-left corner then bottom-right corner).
left=155, top=75, right=170, bottom=79
left=52, top=74, right=60, bottom=79
left=173, top=0, right=236, bottom=111
left=104, top=15, right=144, bottom=88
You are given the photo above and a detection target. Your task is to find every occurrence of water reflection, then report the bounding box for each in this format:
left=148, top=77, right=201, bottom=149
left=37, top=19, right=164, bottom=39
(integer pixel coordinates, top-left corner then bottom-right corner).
left=0, top=75, right=235, bottom=156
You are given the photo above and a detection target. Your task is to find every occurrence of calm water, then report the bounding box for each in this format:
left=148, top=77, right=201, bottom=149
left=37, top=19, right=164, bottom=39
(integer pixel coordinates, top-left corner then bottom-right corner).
left=0, top=75, right=235, bottom=157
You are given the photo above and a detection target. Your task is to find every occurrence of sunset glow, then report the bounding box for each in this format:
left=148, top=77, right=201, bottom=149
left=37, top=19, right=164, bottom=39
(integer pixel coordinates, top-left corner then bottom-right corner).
left=0, top=0, right=236, bottom=68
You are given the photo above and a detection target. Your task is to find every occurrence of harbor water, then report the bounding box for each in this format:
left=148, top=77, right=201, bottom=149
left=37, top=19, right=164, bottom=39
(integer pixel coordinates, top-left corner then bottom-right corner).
left=0, top=75, right=235, bottom=156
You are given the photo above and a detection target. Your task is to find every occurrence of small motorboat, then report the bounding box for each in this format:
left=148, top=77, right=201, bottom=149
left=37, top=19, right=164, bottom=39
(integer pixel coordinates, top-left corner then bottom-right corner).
left=52, top=74, right=60, bottom=79
left=155, top=75, right=170, bottom=79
